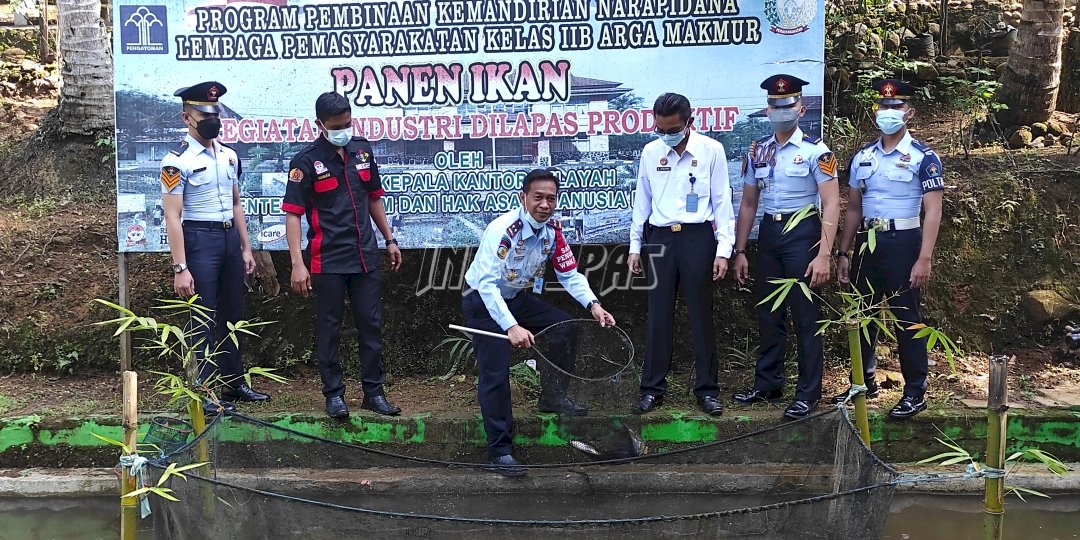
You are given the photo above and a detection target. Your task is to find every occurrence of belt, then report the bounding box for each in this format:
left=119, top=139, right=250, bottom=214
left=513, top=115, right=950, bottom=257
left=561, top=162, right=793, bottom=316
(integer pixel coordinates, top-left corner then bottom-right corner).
left=862, top=217, right=919, bottom=232
left=183, top=219, right=234, bottom=230
left=647, top=222, right=710, bottom=233
left=763, top=211, right=816, bottom=223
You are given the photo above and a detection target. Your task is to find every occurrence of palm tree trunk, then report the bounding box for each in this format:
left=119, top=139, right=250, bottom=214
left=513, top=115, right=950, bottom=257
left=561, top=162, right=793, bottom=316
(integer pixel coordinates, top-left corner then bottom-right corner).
left=998, top=0, right=1066, bottom=126
left=1058, top=29, right=1080, bottom=113
left=57, top=0, right=114, bottom=135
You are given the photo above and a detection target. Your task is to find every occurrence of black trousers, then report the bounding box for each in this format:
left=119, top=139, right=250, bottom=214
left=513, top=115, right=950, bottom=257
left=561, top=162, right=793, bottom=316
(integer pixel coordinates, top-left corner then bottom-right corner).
left=183, top=223, right=245, bottom=386
left=639, top=223, right=719, bottom=400
left=312, top=270, right=386, bottom=399
left=462, top=291, right=573, bottom=459
left=851, top=228, right=929, bottom=398
left=752, top=216, right=825, bottom=401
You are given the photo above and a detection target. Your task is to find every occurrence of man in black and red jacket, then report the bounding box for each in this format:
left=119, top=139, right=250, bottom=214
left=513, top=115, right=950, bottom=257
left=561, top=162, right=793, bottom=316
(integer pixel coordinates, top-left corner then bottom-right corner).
left=282, top=92, right=403, bottom=419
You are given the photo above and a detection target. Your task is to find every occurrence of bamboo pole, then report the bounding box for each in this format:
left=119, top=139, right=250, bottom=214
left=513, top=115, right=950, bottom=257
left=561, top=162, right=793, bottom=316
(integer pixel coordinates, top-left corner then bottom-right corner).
left=118, top=253, right=132, bottom=372
left=846, top=322, right=872, bottom=447
left=983, top=355, right=1010, bottom=540
left=120, top=370, right=138, bottom=540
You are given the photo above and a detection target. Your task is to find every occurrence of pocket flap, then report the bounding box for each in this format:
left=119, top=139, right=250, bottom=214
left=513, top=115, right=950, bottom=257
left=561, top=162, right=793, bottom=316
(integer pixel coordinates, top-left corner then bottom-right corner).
left=785, top=165, right=810, bottom=177
left=885, top=169, right=914, bottom=182
left=314, top=177, right=339, bottom=193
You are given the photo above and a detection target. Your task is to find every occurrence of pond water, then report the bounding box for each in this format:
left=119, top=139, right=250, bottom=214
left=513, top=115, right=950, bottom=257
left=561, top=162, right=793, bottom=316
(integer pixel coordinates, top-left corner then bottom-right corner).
left=1, top=493, right=1077, bottom=539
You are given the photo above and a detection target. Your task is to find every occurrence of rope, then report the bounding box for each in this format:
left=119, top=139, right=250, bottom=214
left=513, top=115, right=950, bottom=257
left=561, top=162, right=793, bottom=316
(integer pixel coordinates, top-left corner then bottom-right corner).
left=222, top=407, right=841, bottom=469
left=149, top=464, right=897, bottom=527
left=891, top=462, right=1009, bottom=486
left=843, top=383, right=868, bottom=404
left=119, top=454, right=152, bottom=519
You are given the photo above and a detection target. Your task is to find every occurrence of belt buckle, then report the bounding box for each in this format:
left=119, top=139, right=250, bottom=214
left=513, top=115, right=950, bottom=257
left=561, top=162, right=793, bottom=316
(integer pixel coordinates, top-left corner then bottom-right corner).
left=671, top=224, right=682, bottom=232
left=869, top=218, right=891, bottom=232
left=772, top=213, right=783, bottom=222
left=223, top=220, right=232, bottom=229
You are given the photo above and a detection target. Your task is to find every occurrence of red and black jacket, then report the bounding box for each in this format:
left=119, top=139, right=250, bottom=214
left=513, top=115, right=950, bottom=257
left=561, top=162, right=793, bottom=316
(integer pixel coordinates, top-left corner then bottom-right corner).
left=281, top=136, right=385, bottom=274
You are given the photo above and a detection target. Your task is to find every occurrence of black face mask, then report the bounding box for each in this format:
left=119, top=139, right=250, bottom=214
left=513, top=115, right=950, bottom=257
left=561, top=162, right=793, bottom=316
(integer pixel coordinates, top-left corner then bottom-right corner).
left=191, top=117, right=221, bottom=139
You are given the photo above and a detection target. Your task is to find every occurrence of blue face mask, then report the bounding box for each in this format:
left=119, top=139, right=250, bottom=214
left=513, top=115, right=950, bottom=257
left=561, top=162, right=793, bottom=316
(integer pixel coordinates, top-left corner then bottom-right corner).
left=325, top=128, right=352, bottom=147
left=875, top=109, right=907, bottom=135
left=656, top=122, right=688, bottom=148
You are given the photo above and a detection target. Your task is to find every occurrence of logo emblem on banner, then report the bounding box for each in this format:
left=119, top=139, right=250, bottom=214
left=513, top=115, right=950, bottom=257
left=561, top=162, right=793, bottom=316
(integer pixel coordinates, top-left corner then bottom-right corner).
left=765, top=0, right=816, bottom=35
left=119, top=6, right=168, bottom=54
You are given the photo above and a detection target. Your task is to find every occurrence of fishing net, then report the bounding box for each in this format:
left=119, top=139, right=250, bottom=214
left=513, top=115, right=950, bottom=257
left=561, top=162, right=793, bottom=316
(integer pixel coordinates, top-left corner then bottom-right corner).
left=143, top=319, right=900, bottom=539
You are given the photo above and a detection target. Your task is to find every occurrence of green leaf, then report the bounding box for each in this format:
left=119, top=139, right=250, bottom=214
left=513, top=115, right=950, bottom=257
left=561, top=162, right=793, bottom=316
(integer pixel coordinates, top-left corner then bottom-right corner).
left=867, top=228, right=877, bottom=253
left=91, top=432, right=131, bottom=454
left=916, top=451, right=969, bottom=465
left=782, top=204, right=818, bottom=235
left=798, top=281, right=813, bottom=302
left=1006, top=485, right=1049, bottom=500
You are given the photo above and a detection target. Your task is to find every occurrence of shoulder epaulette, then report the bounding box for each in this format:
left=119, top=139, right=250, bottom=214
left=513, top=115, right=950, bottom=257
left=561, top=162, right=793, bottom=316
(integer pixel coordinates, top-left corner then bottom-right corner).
left=802, top=132, right=822, bottom=144
left=755, top=135, right=772, bottom=144
left=169, top=140, right=188, bottom=156
left=911, top=139, right=933, bottom=153
left=546, top=218, right=561, bottom=230
left=858, top=140, right=876, bottom=153
left=294, top=142, right=319, bottom=159
left=505, top=218, right=523, bottom=239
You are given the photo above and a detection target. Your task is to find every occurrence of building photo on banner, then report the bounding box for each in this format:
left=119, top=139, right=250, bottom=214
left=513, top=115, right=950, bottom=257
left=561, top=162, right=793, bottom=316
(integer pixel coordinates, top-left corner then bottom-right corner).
left=112, top=0, right=825, bottom=252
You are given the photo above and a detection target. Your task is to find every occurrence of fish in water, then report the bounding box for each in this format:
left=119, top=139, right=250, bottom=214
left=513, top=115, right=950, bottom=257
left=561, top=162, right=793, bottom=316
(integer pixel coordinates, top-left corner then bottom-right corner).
left=570, top=426, right=648, bottom=460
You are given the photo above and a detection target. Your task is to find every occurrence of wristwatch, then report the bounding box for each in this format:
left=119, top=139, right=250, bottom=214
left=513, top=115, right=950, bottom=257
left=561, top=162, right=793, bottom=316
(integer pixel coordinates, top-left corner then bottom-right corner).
left=733, top=249, right=747, bottom=256
left=586, top=300, right=601, bottom=310
left=833, top=249, right=849, bottom=259
left=172, top=262, right=188, bottom=274
left=386, top=238, right=399, bottom=246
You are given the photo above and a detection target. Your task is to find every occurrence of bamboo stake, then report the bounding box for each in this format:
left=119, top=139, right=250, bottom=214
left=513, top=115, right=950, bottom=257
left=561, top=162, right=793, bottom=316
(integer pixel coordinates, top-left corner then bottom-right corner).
left=846, top=323, right=872, bottom=447
left=983, top=355, right=1010, bottom=540
left=119, top=253, right=132, bottom=372
left=120, top=370, right=138, bottom=540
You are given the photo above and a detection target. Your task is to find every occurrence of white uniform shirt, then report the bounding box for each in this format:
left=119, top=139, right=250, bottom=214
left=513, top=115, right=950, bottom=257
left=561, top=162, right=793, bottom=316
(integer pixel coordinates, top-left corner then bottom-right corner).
left=629, top=131, right=735, bottom=257
left=159, top=134, right=240, bottom=222
left=465, top=208, right=599, bottom=331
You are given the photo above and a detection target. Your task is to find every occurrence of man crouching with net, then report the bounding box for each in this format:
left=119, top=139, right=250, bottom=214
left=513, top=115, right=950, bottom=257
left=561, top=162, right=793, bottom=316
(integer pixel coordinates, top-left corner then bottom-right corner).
left=462, top=168, right=617, bottom=477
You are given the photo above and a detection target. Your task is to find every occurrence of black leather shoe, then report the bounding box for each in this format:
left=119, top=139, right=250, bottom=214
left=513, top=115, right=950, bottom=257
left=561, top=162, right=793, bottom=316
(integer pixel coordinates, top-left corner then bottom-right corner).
left=631, top=394, right=663, bottom=414
left=202, top=397, right=235, bottom=415
left=783, top=400, right=818, bottom=419
left=221, top=383, right=271, bottom=403
left=361, top=394, right=402, bottom=416
left=830, top=381, right=880, bottom=404
left=325, top=396, right=350, bottom=419
left=732, top=388, right=784, bottom=404
left=699, top=396, right=724, bottom=416
left=537, top=396, right=588, bottom=416
left=888, top=395, right=927, bottom=419
left=486, top=455, right=526, bottom=477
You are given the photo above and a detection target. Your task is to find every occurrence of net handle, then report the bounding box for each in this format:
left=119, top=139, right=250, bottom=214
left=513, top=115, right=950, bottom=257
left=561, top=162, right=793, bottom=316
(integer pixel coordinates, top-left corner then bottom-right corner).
left=448, top=324, right=510, bottom=341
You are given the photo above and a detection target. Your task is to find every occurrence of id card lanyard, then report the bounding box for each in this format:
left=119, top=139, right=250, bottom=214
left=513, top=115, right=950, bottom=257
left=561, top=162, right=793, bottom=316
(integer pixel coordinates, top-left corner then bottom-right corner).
left=686, top=173, right=698, bottom=213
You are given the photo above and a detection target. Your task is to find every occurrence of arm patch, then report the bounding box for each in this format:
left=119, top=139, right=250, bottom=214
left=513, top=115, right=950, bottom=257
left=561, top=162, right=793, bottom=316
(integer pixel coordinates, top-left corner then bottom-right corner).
left=160, top=166, right=181, bottom=191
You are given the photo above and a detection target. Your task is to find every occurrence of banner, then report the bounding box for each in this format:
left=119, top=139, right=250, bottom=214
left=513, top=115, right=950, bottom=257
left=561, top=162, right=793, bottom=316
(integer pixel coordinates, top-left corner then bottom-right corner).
left=113, top=0, right=825, bottom=251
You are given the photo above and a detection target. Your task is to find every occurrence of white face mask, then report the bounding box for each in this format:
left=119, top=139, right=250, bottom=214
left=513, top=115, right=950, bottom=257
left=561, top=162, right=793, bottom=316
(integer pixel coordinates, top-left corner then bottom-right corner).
left=522, top=209, right=546, bottom=229
left=325, top=128, right=352, bottom=146
left=875, top=109, right=907, bottom=135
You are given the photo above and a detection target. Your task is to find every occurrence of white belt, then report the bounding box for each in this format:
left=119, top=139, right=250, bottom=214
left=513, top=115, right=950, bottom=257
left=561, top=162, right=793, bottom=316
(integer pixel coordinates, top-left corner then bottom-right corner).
left=862, top=217, right=920, bottom=231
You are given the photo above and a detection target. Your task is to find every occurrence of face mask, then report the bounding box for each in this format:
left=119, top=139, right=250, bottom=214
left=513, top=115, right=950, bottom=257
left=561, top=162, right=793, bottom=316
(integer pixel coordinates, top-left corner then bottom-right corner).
left=325, top=128, right=352, bottom=147
left=656, top=128, right=687, bottom=148
left=875, top=109, right=907, bottom=135
left=521, top=207, right=546, bottom=229
left=191, top=117, right=221, bottom=139
left=767, top=107, right=800, bottom=132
